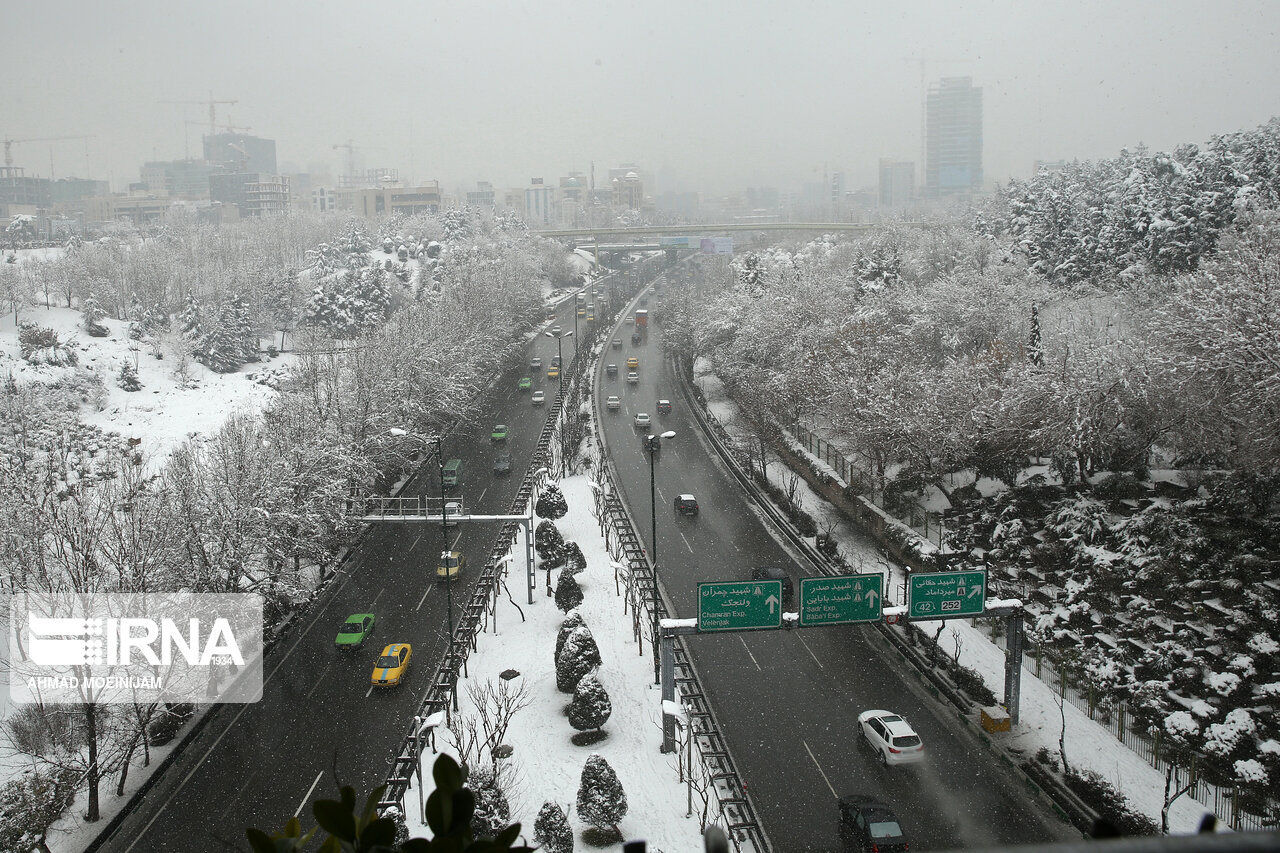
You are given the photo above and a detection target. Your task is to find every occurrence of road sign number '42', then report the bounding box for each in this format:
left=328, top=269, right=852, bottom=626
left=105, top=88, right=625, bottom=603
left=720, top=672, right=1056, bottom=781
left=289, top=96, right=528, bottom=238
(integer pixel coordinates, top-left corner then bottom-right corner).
left=908, top=570, right=986, bottom=620
left=798, top=575, right=883, bottom=626
left=697, top=580, right=783, bottom=632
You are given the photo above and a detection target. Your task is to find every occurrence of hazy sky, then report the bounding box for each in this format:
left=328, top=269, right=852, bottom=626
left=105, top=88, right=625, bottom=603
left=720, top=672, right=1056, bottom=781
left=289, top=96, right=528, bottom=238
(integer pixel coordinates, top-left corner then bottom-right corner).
left=5, top=0, right=1280, bottom=197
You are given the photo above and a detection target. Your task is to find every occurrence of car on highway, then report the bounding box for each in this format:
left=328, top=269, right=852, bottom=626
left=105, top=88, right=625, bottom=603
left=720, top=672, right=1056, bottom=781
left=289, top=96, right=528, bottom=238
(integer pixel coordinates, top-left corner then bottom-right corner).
left=530, top=357, right=543, bottom=370
left=633, top=412, right=651, bottom=428
left=836, top=795, right=908, bottom=852
left=438, top=550, right=465, bottom=581
left=624, top=314, right=633, bottom=324
left=491, top=424, right=508, bottom=441
left=657, top=399, right=671, bottom=414
left=551, top=325, right=562, bottom=336
left=612, top=338, right=622, bottom=349
left=531, top=390, right=545, bottom=405
left=371, top=643, right=411, bottom=688
left=577, top=308, right=586, bottom=318
left=857, top=710, right=925, bottom=766
left=751, top=565, right=794, bottom=603
left=606, top=363, right=618, bottom=378
left=551, top=355, right=561, bottom=367
left=606, top=395, right=621, bottom=410
left=518, top=377, right=531, bottom=391
left=631, top=331, right=642, bottom=345
left=335, top=613, right=375, bottom=651
left=626, top=371, right=639, bottom=384
left=675, top=494, right=699, bottom=516
left=493, top=452, right=512, bottom=475
left=443, top=500, right=462, bottom=527
left=626, top=356, right=639, bottom=369
left=547, top=366, right=560, bottom=380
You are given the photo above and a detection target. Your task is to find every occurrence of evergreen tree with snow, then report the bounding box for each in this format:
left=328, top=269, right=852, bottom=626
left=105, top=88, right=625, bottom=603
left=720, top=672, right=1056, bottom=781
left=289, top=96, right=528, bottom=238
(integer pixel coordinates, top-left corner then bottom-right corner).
left=198, top=305, right=245, bottom=374
left=575, top=754, right=627, bottom=838
left=117, top=362, right=142, bottom=391
left=467, top=766, right=511, bottom=840
left=227, top=294, right=258, bottom=363
left=535, top=519, right=566, bottom=562
left=563, top=540, right=586, bottom=575
left=532, top=801, right=573, bottom=853
left=179, top=293, right=203, bottom=339
left=82, top=292, right=108, bottom=337
left=554, top=610, right=587, bottom=668
left=568, top=670, right=612, bottom=733
left=555, top=625, right=601, bottom=693
left=536, top=485, right=569, bottom=520
left=554, top=568, right=584, bottom=612
left=352, top=264, right=392, bottom=330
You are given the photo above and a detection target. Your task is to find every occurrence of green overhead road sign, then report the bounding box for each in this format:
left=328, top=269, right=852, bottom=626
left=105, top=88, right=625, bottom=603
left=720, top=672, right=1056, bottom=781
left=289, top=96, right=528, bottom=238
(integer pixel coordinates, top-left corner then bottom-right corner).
left=908, top=570, right=987, bottom=620
left=697, top=580, right=783, bottom=632
left=799, top=575, right=884, bottom=627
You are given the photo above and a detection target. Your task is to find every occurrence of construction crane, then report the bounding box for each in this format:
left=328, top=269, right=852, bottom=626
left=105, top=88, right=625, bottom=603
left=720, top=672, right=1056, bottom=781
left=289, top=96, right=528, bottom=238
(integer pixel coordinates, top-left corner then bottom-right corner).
left=159, top=93, right=239, bottom=135
left=2, top=134, right=94, bottom=168
left=185, top=120, right=252, bottom=135
left=226, top=141, right=250, bottom=172
left=332, top=139, right=357, bottom=178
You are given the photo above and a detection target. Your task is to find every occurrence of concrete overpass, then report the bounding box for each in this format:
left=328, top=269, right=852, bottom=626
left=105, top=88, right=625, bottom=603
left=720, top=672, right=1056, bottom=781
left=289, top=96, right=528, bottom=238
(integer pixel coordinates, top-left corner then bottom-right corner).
left=536, top=221, right=919, bottom=241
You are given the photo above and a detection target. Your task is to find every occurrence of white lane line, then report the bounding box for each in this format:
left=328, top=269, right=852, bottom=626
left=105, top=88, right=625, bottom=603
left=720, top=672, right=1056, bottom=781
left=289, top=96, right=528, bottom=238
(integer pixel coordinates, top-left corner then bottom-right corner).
left=294, top=771, right=325, bottom=818
left=408, top=531, right=423, bottom=553
left=804, top=740, right=839, bottom=798
left=304, top=663, right=333, bottom=699
left=738, top=636, right=761, bottom=671
left=795, top=633, right=824, bottom=669
left=679, top=531, right=694, bottom=553
left=477, top=487, right=488, bottom=504
left=372, top=587, right=385, bottom=606
left=415, top=585, right=434, bottom=611
left=221, top=772, right=258, bottom=819
left=451, top=531, right=463, bottom=548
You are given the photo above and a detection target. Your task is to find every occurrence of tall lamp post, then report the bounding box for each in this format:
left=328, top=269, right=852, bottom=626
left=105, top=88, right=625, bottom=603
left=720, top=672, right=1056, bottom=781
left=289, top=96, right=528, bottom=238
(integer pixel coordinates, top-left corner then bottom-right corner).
left=434, top=435, right=453, bottom=656
left=543, top=329, right=574, bottom=392
left=647, top=430, right=676, bottom=684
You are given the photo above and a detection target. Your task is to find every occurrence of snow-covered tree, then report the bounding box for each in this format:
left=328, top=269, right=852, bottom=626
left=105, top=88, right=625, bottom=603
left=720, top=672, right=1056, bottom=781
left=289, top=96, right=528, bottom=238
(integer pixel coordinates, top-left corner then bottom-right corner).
left=554, top=568, right=584, bottom=612
left=555, top=625, right=601, bottom=693
left=82, top=292, right=108, bottom=336
left=576, top=754, right=627, bottom=838
left=536, top=484, right=569, bottom=519
left=117, top=362, right=142, bottom=391
left=532, top=801, right=573, bottom=853
left=568, top=670, right=612, bottom=733
left=467, top=765, right=511, bottom=840
left=0, top=767, right=78, bottom=853
left=555, top=610, right=586, bottom=668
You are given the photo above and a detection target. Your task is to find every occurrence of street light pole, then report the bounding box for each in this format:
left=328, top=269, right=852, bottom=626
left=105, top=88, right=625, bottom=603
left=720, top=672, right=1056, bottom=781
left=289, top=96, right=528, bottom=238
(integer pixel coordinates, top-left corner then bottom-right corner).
left=647, top=430, right=676, bottom=685
left=435, top=435, right=453, bottom=655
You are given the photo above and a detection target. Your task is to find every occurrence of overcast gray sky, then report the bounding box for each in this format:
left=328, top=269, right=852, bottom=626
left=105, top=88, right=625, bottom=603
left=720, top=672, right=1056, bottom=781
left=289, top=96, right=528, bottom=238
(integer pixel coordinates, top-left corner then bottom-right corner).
left=5, top=0, right=1279, bottom=197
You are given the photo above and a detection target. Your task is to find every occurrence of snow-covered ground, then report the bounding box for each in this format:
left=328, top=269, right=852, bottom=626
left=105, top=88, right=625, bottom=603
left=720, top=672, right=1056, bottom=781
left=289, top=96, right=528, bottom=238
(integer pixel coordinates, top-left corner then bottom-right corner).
left=405, top=476, right=706, bottom=850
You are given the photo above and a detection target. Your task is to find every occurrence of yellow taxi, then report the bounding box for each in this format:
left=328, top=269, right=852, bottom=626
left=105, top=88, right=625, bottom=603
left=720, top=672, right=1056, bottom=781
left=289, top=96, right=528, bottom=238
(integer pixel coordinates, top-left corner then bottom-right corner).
left=547, top=366, right=561, bottom=380
left=626, top=356, right=639, bottom=369
left=371, top=643, right=411, bottom=687
left=438, top=550, right=465, bottom=581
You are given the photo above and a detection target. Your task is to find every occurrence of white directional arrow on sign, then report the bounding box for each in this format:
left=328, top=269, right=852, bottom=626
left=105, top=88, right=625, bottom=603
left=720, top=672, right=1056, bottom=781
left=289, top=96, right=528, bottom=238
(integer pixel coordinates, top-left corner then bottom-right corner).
left=967, top=586, right=982, bottom=599
left=766, top=594, right=779, bottom=614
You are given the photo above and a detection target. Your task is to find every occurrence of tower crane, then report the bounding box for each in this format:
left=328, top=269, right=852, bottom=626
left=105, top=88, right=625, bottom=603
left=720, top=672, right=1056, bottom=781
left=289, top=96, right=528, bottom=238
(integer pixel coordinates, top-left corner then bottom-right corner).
left=2, top=134, right=94, bottom=169
left=158, top=94, right=239, bottom=135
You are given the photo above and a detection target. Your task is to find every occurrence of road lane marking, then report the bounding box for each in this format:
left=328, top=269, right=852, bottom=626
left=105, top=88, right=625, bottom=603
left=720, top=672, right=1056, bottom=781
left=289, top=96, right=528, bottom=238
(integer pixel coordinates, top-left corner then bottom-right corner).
left=224, top=772, right=259, bottom=816
left=372, top=587, right=385, bottom=606
left=804, top=740, right=839, bottom=798
left=294, top=771, right=325, bottom=818
left=305, top=662, right=332, bottom=699
left=738, top=637, right=761, bottom=670
left=408, top=531, right=423, bottom=553
left=477, top=487, right=488, bottom=504
left=416, top=585, right=434, bottom=611
left=679, top=531, right=694, bottom=553
left=795, top=633, right=824, bottom=669
left=451, top=531, right=463, bottom=548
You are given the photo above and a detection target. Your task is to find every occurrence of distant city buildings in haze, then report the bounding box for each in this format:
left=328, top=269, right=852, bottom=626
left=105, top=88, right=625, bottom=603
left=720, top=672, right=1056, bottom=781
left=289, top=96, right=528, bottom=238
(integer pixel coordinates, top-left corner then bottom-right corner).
left=879, top=159, right=915, bottom=211
left=925, top=76, right=983, bottom=197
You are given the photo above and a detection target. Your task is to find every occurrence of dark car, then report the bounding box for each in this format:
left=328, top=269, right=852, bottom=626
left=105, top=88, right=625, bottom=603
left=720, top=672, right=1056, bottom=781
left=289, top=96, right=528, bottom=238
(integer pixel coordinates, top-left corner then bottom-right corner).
left=674, top=494, right=699, bottom=516
left=657, top=399, right=671, bottom=414
left=837, top=795, right=908, bottom=853
left=606, top=363, right=619, bottom=378
left=751, top=565, right=793, bottom=603
left=631, top=331, right=642, bottom=345
left=493, top=452, right=512, bottom=475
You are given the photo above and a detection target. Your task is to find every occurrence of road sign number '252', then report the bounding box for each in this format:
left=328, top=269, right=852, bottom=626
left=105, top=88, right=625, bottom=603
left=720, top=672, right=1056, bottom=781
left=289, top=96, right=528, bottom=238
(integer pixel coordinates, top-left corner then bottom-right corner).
left=907, top=569, right=986, bottom=620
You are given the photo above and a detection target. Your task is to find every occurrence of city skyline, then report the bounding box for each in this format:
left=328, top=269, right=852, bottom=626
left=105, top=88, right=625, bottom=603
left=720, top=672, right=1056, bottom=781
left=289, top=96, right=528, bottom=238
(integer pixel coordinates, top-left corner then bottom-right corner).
left=4, top=1, right=1280, bottom=197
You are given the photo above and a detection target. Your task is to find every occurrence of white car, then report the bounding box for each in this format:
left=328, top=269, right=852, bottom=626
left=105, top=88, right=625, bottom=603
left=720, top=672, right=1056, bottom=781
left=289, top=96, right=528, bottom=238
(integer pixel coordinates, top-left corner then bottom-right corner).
left=857, top=710, right=924, bottom=766
left=531, top=390, right=545, bottom=405
left=626, top=372, right=639, bottom=384
left=443, top=500, right=462, bottom=528
left=606, top=395, right=621, bottom=411
left=633, top=412, right=651, bottom=427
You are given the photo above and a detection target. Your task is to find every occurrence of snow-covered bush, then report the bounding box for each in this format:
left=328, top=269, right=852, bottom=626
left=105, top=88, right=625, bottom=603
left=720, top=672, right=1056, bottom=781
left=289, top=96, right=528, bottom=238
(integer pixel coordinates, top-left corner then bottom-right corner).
left=533, top=801, right=573, bottom=853
left=117, top=362, right=142, bottom=391
left=467, top=765, right=511, bottom=840
left=576, top=754, right=627, bottom=839
left=554, top=569, right=584, bottom=613
left=555, top=625, right=601, bottom=693
left=568, top=670, right=612, bottom=735
left=536, top=485, right=568, bottom=520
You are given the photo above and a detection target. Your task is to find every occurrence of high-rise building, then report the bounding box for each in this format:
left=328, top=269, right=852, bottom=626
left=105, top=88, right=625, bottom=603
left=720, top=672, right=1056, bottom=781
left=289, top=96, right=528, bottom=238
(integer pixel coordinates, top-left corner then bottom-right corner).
left=203, top=133, right=277, bottom=176
left=925, top=77, right=983, bottom=197
left=878, top=159, right=915, bottom=210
